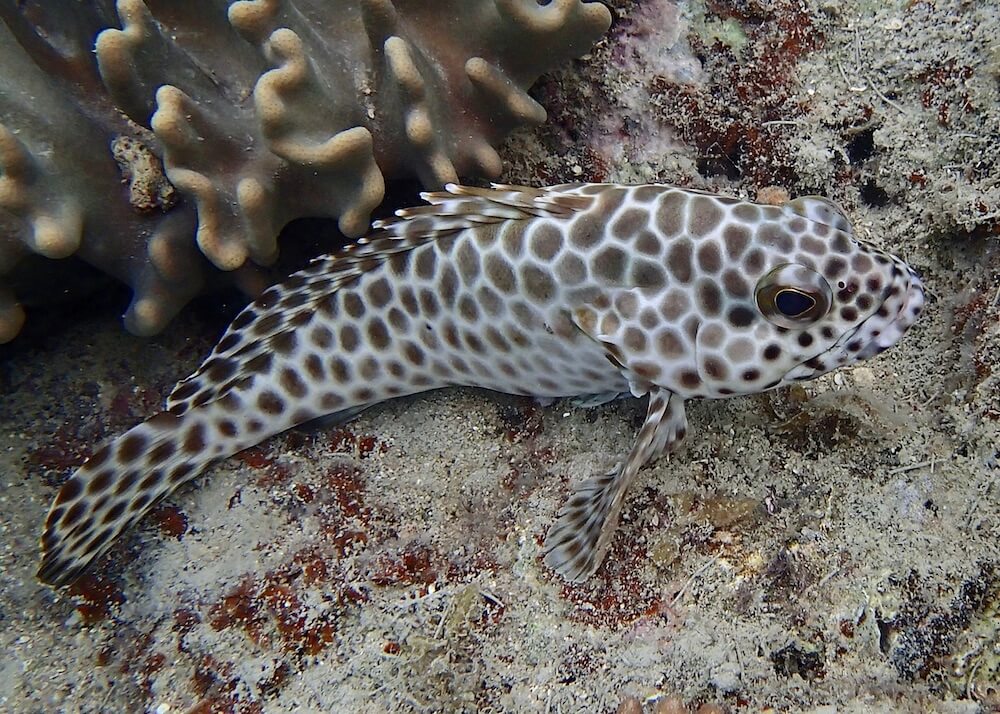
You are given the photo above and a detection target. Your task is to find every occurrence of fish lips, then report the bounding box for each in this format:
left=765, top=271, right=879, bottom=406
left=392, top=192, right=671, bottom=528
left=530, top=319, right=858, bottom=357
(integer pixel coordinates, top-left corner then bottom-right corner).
left=855, top=265, right=925, bottom=361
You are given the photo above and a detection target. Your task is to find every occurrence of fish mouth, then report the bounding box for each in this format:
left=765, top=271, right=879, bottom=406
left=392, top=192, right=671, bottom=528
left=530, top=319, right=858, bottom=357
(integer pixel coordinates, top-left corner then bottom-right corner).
left=855, top=264, right=925, bottom=360
left=781, top=260, right=925, bottom=383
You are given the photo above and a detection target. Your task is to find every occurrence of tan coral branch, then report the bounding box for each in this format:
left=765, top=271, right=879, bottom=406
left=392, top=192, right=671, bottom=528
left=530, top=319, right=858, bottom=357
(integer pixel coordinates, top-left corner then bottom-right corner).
left=0, top=0, right=611, bottom=342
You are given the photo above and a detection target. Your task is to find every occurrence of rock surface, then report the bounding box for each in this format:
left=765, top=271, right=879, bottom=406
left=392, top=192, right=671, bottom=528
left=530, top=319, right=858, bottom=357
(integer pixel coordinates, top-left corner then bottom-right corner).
left=1, top=0, right=997, bottom=712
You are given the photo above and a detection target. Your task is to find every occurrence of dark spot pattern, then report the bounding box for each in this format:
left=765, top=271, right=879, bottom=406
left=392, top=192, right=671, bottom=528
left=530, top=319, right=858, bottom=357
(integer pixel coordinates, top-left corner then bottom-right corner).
left=666, top=241, right=693, bottom=283
left=656, top=191, right=687, bottom=237
left=387, top=307, right=409, bottom=332
left=367, top=318, right=391, bottom=350
left=732, top=204, right=760, bottom=222
left=679, top=371, right=701, bottom=389
left=280, top=367, right=308, bottom=398
left=456, top=240, right=481, bottom=283
left=592, top=246, right=627, bottom=282
left=723, top=225, right=750, bottom=260
left=635, top=230, right=661, bottom=255
left=257, top=391, right=285, bottom=416
left=840, top=306, right=859, bottom=321
left=171, top=381, right=199, bottom=402
left=612, top=208, right=647, bottom=239
left=87, top=471, right=113, bottom=495
left=727, top=305, right=755, bottom=327
left=522, top=265, right=557, bottom=303
left=485, top=254, right=516, bottom=294
left=340, top=325, right=360, bottom=353
left=231, top=310, right=256, bottom=331
left=657, top=329, right=684, bottom=357
left=139, top=471, right=163, bottom=491
left=270, top=331, right=297, bottom=355
left=183, top=423, right=207, bottom=454
left=696, top=280, right=723, bottom=316
left=148, top=441, right=175, bottom=465
left=414, top=249, right=437, bottom=280
left=366, top=277, right=392, bottom=308
left=531, top=224, right=564, bottom=261
left=310, top=326, right=333, bottom=349
left=501, top=222, right=526, bottom=257
left=118, top=433, right=147, bottom=462
left=439, top=265, right=459, bottom=308
left=358, top=357, right=380, bottom=380
left=722, top=269, right=750, bottom=299
left=696, top=241, right=722, bottom=273
left=660, top=290, right=689, bottom=321
left=688, top=197, right=724, bottom=237
left=703, top=358, right=728, bottom=380
left=253, top=312, right=281, bottom=336
left=555, top=254, right=587, bottom=284
left=569, top=213, right=603, bottom=250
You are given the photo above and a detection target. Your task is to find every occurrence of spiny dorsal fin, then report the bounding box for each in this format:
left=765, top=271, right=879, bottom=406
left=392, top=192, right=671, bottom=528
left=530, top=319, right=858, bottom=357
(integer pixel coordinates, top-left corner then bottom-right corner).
left=369, top=183, right=593, bottom=239
left=166, top=184, right=593, bottom=413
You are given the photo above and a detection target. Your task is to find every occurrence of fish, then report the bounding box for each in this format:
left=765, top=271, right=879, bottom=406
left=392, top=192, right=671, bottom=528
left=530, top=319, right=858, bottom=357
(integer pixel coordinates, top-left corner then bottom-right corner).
left=36, top=183, right=925, bottom=588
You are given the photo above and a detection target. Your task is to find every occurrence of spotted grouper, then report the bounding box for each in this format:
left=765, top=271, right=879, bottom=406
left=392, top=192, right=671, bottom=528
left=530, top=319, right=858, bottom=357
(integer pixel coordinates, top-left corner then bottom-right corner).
left=37, top=183, right=925, bottom=587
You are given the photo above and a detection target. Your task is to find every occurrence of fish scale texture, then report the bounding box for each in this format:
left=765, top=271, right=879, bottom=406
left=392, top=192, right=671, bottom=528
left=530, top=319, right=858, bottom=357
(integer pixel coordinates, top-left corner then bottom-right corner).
left=37, top=182, right=925, bottom=588
left=0, top=0, right=611, bottom=343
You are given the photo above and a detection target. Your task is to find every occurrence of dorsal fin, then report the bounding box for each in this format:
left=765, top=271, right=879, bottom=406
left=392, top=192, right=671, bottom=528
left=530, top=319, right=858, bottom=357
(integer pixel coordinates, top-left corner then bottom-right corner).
left=368, top=182, right=593, bottom=238
left=166, top=184, right=594, bottom=413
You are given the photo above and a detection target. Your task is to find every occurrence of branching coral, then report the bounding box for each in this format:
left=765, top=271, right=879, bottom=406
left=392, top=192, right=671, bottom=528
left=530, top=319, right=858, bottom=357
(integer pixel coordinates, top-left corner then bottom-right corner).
left=0, top=0, right=611, bottom=342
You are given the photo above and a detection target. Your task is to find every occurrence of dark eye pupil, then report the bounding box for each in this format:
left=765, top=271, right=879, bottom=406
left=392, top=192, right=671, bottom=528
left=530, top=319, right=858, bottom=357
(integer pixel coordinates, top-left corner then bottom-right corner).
left=775, top=289, right=815, bottom=317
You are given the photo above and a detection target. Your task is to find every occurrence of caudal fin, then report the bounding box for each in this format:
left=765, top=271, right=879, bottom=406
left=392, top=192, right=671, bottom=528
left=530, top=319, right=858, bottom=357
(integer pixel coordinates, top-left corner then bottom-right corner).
left=37, top=410, right=217, bottom=587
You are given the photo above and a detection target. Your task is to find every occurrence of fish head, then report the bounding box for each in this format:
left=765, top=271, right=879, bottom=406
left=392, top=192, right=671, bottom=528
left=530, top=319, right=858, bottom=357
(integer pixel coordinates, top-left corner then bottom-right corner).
left=672, top=194, right=925, bottom=398
left=750, top=196, right=925, bottom=389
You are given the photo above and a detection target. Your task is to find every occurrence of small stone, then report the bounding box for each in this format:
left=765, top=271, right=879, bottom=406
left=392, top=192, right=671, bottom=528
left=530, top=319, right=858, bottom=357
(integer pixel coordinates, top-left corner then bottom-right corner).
left=756, top=186, right=790, bottom=206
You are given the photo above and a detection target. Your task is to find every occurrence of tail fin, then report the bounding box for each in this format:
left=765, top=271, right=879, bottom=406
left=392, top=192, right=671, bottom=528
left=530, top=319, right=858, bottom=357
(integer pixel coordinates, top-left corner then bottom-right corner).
left=37, top=409, right=220, bottom=587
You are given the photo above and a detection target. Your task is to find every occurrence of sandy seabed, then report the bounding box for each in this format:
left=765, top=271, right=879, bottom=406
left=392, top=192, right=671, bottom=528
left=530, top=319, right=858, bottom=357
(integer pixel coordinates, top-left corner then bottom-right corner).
left=1, top=1, right=998, bottom=712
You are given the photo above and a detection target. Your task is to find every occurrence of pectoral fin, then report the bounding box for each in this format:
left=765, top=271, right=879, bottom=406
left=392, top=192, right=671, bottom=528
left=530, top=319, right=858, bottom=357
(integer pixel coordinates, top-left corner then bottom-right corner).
left=543, top=387, right=687, bottom=582
left=569, top=286, right=664, bottom=397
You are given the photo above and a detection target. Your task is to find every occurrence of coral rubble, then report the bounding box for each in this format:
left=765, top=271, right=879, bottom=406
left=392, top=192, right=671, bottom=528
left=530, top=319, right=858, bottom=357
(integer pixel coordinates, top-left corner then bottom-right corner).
left=0, top=0, right=611, bottom=342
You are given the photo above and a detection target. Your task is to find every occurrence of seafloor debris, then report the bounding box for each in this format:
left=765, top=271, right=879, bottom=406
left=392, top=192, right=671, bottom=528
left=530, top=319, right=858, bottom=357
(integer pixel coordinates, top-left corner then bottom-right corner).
left=876, top=564, right=998, bottom=688
left=649, top=0, right=823, bottom=187
left=0, top=0, right=611, bottom=342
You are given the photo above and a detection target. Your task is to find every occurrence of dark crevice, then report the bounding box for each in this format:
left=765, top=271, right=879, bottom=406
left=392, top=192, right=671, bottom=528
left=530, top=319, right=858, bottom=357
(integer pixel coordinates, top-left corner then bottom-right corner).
left=846, top=127, right=877, bottom=164
left=860, top=180, right=890, bottom=207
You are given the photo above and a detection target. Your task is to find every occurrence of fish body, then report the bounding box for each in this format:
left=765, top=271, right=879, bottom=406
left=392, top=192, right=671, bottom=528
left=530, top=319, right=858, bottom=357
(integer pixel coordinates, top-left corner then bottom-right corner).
left=38, top=183, right=925, bottom=587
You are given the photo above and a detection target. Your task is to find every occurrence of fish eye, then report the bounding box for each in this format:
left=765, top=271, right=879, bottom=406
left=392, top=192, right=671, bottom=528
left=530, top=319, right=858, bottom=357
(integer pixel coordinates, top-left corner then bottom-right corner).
left=756, top=264, right=832, bottom=328
left=774, top=289, right=816, bottom=317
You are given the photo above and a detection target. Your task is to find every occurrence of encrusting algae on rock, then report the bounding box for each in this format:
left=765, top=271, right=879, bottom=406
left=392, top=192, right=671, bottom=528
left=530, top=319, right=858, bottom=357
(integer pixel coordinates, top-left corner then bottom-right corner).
left=36, top=182, right=924, bottom=588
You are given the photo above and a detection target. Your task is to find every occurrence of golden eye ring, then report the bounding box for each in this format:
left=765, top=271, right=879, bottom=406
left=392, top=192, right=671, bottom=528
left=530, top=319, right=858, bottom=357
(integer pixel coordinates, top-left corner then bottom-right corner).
left=755, top=264, right=832, bottom=328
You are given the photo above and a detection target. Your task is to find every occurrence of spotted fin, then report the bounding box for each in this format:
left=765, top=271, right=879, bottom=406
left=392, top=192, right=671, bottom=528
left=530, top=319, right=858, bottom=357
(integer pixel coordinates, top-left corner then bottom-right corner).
left=37, top=395, right=270, bottom=587
left=543, top=388, right=687, bottom=582
left=388, top=182, right=594, bottom=229
left=569, top=286, right=664, bottom=396
left=38, top=412, right=198, bottom=586
left=569, top=391, right=630, bottom=409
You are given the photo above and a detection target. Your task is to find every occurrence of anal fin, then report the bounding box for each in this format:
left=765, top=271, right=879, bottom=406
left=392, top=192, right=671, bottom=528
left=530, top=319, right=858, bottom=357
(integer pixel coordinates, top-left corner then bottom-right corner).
left=292, top=404, right=372, bottom=433
left=569, top=391, right=630, bottom=409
